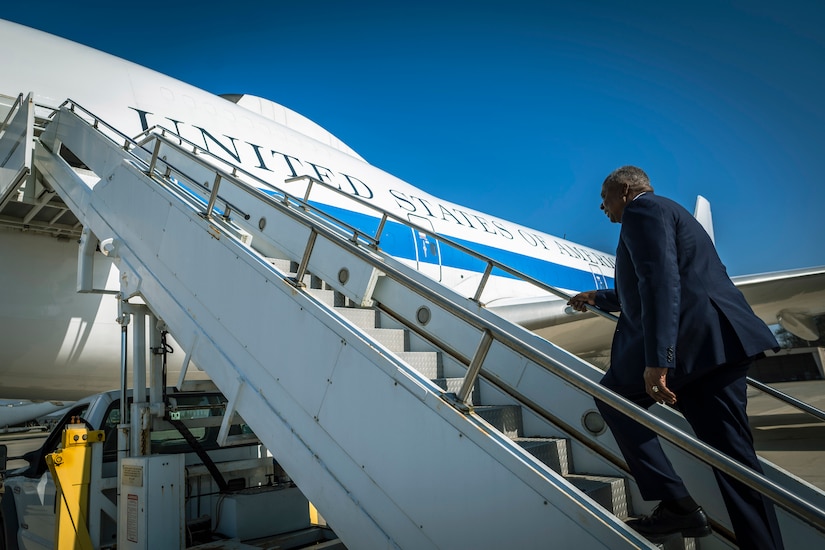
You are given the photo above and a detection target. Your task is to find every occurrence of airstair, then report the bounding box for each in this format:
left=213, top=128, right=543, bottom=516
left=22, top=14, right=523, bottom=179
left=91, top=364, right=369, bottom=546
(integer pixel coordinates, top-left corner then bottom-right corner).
left=3, top=93, right=825, bottom=549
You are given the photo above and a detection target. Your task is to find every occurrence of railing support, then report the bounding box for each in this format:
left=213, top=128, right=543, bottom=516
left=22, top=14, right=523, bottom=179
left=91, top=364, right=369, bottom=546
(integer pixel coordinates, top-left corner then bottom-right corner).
left=457, top=329, right=493, bottom=405
left=293, top=228, right=318, bottom=287
left=302, top=177, right=314, bottom=205
left=472, top=262, right=494, bottom=304
left=204, top=172, right=222, bottom=219
left=372, top=213, right=388, bottom=248
left=146, top=138, right=162, bottom=176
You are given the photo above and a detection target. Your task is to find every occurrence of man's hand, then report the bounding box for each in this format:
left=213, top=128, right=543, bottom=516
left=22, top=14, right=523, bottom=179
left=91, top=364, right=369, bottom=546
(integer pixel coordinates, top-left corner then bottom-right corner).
left=567, top=290, right=597, bottom=312
left=643, top=367, right=677, bottom=405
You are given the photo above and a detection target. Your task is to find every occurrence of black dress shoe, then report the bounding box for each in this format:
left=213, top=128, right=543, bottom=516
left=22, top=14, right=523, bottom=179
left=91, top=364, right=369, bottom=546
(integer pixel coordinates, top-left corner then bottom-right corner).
left=626, top=503, right=712, bottom=538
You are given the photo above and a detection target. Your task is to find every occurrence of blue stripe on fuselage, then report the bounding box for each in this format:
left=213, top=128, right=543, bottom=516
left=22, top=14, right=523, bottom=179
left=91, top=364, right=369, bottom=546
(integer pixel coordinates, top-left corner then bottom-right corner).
left=311, top=202, right=614, bottom=293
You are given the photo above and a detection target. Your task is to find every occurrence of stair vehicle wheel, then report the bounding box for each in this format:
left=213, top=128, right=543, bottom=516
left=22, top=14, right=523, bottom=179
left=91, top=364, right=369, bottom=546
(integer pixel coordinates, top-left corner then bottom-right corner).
left=0, top=492, right=21, bottom=550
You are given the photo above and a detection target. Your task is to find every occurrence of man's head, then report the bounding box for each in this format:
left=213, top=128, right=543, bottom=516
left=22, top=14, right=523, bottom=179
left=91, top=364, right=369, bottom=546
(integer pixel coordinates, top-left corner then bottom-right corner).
left=600, top=165, right=654, bottom=223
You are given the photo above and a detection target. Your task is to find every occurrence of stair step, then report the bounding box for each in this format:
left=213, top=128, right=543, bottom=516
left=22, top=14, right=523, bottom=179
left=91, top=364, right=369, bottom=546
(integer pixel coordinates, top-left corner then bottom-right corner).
left=335, top=307, right=378, bottom=329
left=307, top=288, right=336, bottom=307
left=431, top=378, right=479, bottom=405
left=363, top=328, right=407, bottom=352
left=641, top=533, right=698, bottom=550
left=475, top=405, right=523, bottom=439
left=620, top=510, right=700, bottom=550
left=310, top=274, right=325, bottom=289
left=662, top=536, right=697, bottom=550
left=264, top=258, right=319, bottom=288
left=395, top=351, right=441, bottom=378
left=565, top=474, right=629, bottom=520
left=265, top=257, right=295, bottom=273
left=514, top=437, right=571, bottom=476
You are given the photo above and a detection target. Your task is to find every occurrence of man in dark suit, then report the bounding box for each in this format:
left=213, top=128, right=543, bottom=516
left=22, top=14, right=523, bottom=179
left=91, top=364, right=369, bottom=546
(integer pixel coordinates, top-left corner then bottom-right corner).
left=568, top=166, right=783, bottom=549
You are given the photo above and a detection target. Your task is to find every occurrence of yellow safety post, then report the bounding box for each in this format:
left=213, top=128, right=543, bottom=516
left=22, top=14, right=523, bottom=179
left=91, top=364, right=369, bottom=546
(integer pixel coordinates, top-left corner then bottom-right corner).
left=45, top=418, right=105, bottom=550
left=309, top=502, right=326, bottom=526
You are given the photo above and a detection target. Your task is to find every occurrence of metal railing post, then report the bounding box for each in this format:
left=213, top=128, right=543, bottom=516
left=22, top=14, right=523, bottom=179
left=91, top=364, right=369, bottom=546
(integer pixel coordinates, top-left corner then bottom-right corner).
left=457, top=329, right=494, bottom=405
left=293, top=228, right=318, bottom=287
left=146, top=138, right=162, bottom=176
left=472, top=262, right=494, bottom=303
left=302, top=178, right=314, bottom=206
left=204, top=173, right=222, bottom=219
left=372, top=213, right=388, bottom=248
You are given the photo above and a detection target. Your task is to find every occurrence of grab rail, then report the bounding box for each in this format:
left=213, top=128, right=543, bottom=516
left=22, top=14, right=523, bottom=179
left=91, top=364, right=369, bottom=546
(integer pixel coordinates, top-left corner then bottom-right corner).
left=0, top=93, right=24, bottom=135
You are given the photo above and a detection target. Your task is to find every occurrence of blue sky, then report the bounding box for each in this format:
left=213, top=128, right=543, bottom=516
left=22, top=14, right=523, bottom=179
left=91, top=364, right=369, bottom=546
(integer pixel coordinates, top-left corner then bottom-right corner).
left=4, top=1, right=824, bottom=276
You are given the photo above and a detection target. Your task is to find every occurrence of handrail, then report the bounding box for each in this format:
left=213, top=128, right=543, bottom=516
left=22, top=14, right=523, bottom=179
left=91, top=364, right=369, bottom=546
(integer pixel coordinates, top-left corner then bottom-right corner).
left=60, top=94, right=825, bottom=423
left=747, top=377, right=825, bottom=423
left=288, top=212, right=825, bottom=532
left=52, top=100, right=825, bottom=533
left=61, top=99, right=610, bottom=316
left=117, top=118, right=825, bottom=425
left=0, top=93, right=24, bottom=135
left=287, top=174, right=620, bottom=322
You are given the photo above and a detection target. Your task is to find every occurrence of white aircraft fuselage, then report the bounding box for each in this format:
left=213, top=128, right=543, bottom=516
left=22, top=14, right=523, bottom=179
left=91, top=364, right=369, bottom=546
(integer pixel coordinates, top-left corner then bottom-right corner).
left=0, top=20, right=615, bottom=401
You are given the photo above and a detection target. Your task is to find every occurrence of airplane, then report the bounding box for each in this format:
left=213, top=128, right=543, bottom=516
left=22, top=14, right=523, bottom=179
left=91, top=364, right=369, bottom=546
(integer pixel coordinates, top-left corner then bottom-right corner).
left=0, top=400, right=73, bottom=432
left=1, top=18, right=824, bottom=418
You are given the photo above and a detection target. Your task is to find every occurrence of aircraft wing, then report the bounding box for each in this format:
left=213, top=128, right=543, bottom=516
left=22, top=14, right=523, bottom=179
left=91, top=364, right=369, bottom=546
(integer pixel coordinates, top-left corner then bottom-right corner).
left=733, top=266, right=825, bottom=341
left=488, top=265, right=825, bottom=366
left=485, top=296, right=617, bottom=368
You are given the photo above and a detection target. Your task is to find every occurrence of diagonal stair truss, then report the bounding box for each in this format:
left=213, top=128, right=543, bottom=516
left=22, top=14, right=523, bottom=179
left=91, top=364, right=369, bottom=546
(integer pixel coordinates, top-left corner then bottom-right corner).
left=6, top=97, right=825, bottom=549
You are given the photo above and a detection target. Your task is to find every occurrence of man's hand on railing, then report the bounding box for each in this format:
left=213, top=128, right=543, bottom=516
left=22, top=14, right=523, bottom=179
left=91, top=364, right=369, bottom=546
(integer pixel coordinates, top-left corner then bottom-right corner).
left=567, top=290, right=597, bottom=312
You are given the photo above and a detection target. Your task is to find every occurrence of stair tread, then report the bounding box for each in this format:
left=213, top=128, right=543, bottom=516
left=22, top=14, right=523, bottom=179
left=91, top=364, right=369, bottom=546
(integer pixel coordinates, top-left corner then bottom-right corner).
left=566, top=473, right=629, bottom=520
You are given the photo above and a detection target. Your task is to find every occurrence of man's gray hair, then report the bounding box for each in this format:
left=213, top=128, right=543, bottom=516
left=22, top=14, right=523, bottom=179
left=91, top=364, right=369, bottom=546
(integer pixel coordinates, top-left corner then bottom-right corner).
left=604, top=165, right=654, bottom=194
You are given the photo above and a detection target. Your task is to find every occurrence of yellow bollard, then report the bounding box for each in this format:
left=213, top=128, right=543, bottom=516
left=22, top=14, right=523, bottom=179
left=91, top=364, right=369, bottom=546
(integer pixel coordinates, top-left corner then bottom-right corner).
left=309, top=502, right=326, bottom=526
left=45, top=419, right=105, bottom=550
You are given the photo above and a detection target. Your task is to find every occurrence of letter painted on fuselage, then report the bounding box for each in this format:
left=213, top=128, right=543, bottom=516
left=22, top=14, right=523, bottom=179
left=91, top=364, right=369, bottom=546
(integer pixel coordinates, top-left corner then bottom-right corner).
left=130, top=108, right=375, bottom=201
left=129, top=107, right=611, bottom=289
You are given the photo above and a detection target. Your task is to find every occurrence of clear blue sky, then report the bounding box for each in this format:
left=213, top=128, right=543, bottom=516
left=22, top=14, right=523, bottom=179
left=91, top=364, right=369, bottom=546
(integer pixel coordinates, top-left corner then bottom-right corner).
left=5, top=1, right=824, bottom=276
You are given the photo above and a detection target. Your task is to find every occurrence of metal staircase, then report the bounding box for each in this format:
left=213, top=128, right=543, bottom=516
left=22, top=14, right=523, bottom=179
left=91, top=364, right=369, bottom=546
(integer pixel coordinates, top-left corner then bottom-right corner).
left=4, top=94, right=825, bottom=549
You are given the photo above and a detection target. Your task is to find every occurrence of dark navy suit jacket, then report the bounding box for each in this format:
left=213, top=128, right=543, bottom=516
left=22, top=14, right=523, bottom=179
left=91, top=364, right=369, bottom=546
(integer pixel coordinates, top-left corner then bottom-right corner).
left=594, top=193, right=778, bottom=390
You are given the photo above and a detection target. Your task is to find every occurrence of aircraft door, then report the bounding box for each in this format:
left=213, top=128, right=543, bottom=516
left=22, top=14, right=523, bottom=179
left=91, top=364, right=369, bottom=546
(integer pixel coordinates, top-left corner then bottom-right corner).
left=407, top=214, right=442, bottom=282
left=589, top=264, right=609, bottom=290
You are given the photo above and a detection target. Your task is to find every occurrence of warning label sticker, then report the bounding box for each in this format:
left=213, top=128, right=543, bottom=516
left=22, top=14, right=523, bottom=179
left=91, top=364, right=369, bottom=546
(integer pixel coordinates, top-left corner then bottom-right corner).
left=127, top=494, right=138, bottom=543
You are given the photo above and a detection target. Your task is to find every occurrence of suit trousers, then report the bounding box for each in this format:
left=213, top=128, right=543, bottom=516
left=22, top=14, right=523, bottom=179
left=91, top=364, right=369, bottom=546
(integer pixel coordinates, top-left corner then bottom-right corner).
left=596, top=362, right=784, bottom=549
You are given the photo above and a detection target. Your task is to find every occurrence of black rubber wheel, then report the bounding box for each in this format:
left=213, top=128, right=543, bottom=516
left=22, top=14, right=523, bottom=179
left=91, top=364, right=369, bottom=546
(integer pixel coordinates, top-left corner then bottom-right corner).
left=0, top=492, right=20, bottom=550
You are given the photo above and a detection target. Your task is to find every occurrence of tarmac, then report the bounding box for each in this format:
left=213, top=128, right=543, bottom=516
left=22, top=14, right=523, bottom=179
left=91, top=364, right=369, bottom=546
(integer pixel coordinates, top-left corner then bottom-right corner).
left=748, top=379, right=825, bottom=491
